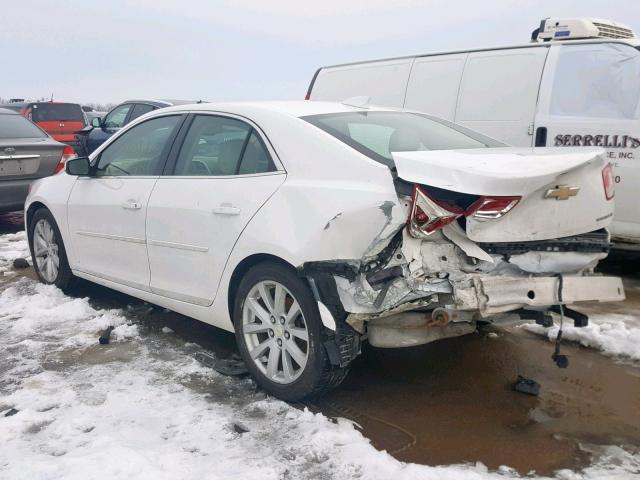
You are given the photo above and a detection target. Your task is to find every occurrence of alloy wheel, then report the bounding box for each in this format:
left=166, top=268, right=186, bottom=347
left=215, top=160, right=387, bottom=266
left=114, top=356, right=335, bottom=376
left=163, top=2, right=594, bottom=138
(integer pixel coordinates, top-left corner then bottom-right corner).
left=33, top=218, right=59, bottom=283
left=242, top=280, right=310, bottom=384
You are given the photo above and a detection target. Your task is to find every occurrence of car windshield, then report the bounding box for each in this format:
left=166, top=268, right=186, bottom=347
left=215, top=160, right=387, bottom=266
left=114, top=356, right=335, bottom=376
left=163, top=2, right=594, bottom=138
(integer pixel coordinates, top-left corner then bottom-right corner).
left=31, top=103, right=85, bottom=122
left=302, top=111, right=503, bottom=167
left=0, top=114, right=47, bottom=139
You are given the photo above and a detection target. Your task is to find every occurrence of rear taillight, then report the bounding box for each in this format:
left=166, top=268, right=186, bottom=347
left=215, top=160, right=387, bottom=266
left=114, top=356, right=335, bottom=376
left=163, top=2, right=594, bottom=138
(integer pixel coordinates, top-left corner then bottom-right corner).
left=602, top=163, right=615, bottom=200
left=467, top=196, right=521, bottom=220
left=407, top=186, right=521, bottom=238
left=53, top=145, right=77, bottom=174
left=408, top=186, right=464, bottom=237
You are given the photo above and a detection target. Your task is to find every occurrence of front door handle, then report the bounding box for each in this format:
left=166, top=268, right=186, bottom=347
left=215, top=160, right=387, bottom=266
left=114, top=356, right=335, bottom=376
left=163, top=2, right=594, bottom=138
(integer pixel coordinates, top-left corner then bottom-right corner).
left=121, top=200, right=142, bottom=210
left=212, top=204, right=241, bottom=216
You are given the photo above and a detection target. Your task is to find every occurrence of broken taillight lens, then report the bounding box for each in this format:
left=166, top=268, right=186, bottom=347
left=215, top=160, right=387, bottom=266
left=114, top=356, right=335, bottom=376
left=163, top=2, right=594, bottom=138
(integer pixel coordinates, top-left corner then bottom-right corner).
left=467, top=196, right=521, bottom=220
left=602, top=163, right=615, bottom=200
left=52, top=145, right=77, bottom=174
left=408, top=186, right=464, bottom=237
left=408, top=185, right=522, bottom=238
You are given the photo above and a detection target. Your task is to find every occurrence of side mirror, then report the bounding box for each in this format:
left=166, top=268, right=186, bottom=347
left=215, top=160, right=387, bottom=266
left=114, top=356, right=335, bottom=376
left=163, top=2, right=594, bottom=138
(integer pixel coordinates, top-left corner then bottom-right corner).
left=66, top=157, right=91, bottom=176
left=91, top=117, right=102, bottom=128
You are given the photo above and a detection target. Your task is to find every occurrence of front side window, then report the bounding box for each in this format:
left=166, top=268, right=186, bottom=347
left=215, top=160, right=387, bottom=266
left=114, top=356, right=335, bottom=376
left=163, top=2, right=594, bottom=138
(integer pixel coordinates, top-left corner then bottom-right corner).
left=174, top=115, right=274, bottom=176
left=303, top=111, right=501, bottom=167
left=95, top=115, right=180, bottom=176
left=0, top=114, right=47, bottom=139
left=550, top=43, right=640, bottom=119
left=103, top=104, right=132, bottom=129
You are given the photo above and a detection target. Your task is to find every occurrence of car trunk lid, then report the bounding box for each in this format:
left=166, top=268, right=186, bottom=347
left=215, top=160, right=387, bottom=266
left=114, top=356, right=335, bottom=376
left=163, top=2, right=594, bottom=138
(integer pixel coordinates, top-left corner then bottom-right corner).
left=393, top=147, right=614, bottom=242
left=0, top=139, right=64, bottom=179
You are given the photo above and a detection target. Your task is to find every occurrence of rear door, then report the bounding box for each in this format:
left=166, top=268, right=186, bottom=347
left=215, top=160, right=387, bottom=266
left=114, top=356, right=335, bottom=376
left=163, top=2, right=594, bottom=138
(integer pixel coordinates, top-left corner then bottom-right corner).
left=534, top=42, right=640, bottom=242
left=67, top=114, right=184, bottom=289
left=455, top=47, right=549, bottom=146
left=146, top=113, right=285, bottom=306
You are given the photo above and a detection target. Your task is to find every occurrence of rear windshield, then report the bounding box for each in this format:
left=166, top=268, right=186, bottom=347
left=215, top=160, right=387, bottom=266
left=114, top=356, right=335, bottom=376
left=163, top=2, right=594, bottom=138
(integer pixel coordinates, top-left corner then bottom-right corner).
left=0, top=114, right=47, bottom=139
left=31, top=103, right=85, bottom=122
left=302, top=111, right=502, bottom=167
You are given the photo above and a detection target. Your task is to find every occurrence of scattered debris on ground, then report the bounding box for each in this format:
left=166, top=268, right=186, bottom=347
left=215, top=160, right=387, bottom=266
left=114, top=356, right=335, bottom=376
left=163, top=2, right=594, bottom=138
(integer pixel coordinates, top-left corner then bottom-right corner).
left=513, top=375, right=540, bottom=396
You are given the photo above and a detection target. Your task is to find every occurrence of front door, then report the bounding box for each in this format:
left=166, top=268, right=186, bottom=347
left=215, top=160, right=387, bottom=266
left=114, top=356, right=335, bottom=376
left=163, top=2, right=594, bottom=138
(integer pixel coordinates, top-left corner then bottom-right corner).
left=535, top=42, right=640, bottom=242
left=146, top=113, right=285, bottom=306
left=67, top=114, right=183, bottom=290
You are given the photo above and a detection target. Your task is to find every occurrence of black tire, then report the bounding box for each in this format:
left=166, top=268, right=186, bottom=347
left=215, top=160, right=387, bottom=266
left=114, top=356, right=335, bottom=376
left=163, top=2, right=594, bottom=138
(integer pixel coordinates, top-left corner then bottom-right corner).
left=28, top=208, right=75, bottom=291
left=233, top=261, right=349, bottom=401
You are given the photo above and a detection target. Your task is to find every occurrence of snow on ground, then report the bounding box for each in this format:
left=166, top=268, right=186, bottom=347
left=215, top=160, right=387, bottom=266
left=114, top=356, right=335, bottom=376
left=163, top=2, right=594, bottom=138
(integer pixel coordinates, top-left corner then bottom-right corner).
left=1, top=232, right=639, bottom=479
left=524, top=313, right=640, bottom=362
left=0, top=231, right=29, bottom=278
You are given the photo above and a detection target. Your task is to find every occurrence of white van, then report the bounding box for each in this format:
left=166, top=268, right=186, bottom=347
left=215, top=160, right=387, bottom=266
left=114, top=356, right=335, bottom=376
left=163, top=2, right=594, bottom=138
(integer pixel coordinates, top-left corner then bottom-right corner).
left=307, top=18, right=640, bottom=250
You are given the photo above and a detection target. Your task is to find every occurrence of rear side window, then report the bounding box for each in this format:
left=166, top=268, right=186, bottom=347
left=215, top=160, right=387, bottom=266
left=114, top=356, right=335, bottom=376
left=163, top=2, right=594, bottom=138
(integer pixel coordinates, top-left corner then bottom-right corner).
left=550, top=43, right=640, bottom=119
left=174, top=115, right=275, bottom=176
left=31, top=103, right=85, bottom=122
left=303, top=111, right=500, bottom=167
left=0, top=114, right=47, bottom=139
left=129, top=104, right=155, bottom=122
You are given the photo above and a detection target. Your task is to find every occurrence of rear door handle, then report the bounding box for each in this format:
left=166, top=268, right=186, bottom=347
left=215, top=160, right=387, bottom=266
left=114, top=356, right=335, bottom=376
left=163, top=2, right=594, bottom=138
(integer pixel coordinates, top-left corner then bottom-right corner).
left=121, top=200, right=142, bottom=210
left=212, top=204, right=241, bottom=216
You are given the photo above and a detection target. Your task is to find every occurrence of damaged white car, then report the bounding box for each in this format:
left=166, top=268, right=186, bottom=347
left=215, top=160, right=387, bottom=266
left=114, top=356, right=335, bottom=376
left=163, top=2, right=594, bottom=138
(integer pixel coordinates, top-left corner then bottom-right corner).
left=25, top=101, right=625, bottom=400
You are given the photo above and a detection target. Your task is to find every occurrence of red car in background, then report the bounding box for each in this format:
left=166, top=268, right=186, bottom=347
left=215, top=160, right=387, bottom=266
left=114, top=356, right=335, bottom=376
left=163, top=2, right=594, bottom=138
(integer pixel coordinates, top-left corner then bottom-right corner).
left=0, top=102, right=86, bottom=152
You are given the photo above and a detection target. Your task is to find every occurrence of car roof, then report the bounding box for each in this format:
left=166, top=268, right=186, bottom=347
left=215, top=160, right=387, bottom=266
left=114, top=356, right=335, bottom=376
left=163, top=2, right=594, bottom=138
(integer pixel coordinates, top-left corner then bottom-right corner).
left=158, top=100, right=397, bottom=118
left=120, top=99, right=200, bottom=108
left=0, top=108, right=18, bottom=114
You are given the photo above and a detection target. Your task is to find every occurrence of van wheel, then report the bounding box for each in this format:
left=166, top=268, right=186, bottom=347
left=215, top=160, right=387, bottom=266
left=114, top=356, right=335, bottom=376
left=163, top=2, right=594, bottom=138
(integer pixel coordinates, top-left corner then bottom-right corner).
left=28, top=208, right=75, bottom=291
left=233, top=262, right=349, bottom=401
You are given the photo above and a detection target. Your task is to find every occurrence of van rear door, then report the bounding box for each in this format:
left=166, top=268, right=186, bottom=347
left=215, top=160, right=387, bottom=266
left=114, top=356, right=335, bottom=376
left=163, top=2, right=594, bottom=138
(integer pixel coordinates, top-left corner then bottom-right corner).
left=534, top=42, right=640, bottom=246
left=31, top=103, right=86, bottom=146
left=454, top=47, right=549, bottom=146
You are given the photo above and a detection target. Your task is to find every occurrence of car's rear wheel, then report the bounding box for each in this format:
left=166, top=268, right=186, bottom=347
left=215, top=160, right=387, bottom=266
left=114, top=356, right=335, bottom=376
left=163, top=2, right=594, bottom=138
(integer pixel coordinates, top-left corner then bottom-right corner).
left=233, top=262, right=349, bottom=401
left=28, top=208, right=75, bottom=291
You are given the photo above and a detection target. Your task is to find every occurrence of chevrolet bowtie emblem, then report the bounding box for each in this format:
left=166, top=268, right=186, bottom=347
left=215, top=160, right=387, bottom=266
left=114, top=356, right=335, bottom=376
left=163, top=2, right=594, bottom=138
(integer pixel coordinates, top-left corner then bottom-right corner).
left=544, top=185, right=580, bottom=200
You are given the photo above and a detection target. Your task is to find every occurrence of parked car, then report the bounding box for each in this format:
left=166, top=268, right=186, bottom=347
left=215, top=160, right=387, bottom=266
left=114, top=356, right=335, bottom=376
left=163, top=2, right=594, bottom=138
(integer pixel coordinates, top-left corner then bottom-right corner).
left=78, top=99, right=194, bottom=155
left=0, top=108, right=75, bottom=213
left=25, top=101, right=624, bottom=400
left=0, top=101, right=87, bottom=153
left=306, top=17, right=640, bottom=251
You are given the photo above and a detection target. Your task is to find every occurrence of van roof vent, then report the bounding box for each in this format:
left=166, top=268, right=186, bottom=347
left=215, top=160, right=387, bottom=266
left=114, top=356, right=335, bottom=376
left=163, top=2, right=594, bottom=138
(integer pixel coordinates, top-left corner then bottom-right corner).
left=532, top=18, right=636, bottom=42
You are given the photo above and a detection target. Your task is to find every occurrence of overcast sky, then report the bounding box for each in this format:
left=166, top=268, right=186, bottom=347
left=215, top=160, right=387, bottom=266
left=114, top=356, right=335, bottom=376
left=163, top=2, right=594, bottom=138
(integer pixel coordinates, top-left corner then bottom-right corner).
left=2, top=0, right=639, bottom=105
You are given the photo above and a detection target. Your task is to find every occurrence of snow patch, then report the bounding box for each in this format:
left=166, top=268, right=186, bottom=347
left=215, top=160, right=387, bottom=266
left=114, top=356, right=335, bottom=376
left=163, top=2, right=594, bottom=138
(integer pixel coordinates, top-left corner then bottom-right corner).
left=0, top=231, right=29, bottom=275
left=524, top=313, right=640, bottom=361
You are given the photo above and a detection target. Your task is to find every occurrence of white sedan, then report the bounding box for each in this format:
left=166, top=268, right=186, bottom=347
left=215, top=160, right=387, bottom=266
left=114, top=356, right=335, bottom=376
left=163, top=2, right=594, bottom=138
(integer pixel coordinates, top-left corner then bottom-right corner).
left=25, top=101, right=624, bottom=400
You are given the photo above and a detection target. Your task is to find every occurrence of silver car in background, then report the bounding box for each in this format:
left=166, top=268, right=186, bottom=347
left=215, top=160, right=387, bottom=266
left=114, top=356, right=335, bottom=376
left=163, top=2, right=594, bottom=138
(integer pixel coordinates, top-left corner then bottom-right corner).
left=0, top=108, right=74, bottom=213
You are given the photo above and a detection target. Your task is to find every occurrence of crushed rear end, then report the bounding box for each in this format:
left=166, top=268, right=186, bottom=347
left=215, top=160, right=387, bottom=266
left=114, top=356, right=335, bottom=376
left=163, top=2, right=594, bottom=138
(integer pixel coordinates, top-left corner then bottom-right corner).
left=303, top=147, right=624, bottom=349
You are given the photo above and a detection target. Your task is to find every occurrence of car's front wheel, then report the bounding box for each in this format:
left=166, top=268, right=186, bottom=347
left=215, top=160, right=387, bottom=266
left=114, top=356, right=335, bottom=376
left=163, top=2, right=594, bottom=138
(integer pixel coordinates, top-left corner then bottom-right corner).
left=28, top=208, right=75, bottom=291
left=233, top=262, right=349, bottom=401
